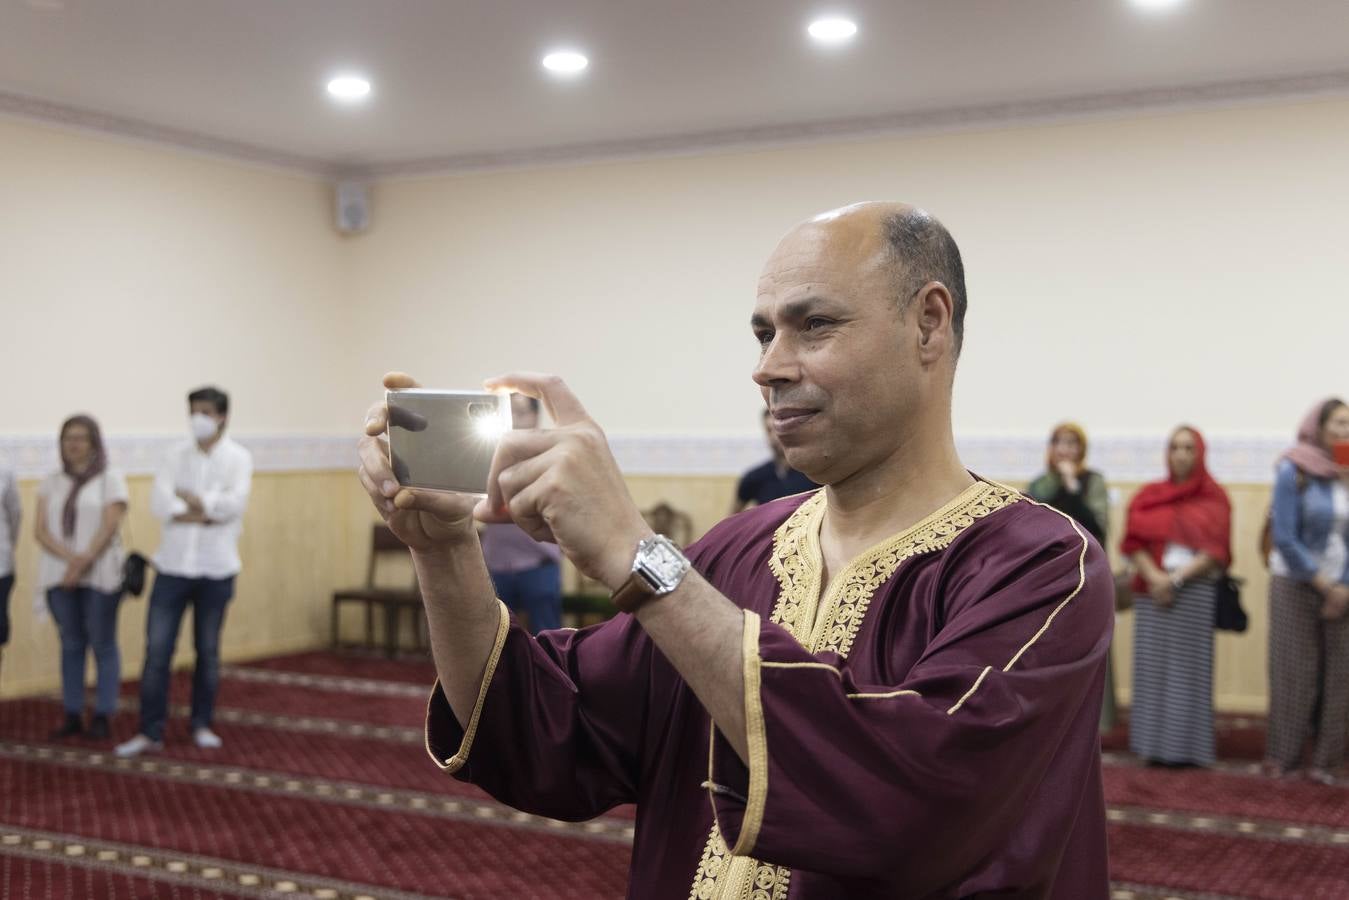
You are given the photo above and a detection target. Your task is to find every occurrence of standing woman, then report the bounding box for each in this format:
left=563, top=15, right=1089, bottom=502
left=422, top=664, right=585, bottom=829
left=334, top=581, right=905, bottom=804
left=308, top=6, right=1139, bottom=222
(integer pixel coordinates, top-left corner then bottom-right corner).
left=1028, top=422, right=1115, bottom=728
left=1265, top=398, right=1349, bottom=784
left=1121, top=426, right=1232, bottom=767
left=34, top=415, right=129, bottom=740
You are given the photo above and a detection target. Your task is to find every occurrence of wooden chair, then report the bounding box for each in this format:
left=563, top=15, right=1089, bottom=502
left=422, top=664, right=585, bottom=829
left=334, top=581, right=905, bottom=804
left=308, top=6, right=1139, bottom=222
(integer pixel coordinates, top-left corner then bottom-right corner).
left=331, top=524, right=424, bottom=657
left=560, top=501, right=696, bottom=627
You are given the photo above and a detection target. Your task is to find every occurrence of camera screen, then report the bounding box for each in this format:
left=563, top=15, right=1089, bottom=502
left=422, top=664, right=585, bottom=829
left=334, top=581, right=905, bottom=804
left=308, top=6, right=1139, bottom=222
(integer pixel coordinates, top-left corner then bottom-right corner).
left=386, top=390, right=511, bottom=494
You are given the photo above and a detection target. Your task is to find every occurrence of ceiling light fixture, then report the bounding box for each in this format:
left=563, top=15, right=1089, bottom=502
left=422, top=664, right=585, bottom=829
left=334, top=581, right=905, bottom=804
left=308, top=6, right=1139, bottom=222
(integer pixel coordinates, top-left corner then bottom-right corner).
left=326, top=75, right=372, bottom=102
left=542, top=50, right=589, bottom=76
left=808, top=16, right=858, bottom=44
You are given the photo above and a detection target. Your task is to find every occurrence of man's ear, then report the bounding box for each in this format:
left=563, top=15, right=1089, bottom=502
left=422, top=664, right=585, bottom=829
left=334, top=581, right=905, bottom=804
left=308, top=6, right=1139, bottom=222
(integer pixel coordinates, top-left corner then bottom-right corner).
left=913, top=282, right=954, bottom=365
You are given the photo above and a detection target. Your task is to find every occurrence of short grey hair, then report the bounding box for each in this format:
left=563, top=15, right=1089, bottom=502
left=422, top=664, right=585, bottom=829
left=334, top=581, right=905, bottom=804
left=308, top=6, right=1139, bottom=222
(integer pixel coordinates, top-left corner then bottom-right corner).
left=884, top=209, right=967, bottom=356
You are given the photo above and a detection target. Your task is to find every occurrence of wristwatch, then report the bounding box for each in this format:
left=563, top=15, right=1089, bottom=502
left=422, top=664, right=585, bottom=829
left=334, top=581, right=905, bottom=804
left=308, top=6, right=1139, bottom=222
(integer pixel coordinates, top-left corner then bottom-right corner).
left=612, top=534, right=692, bottom=614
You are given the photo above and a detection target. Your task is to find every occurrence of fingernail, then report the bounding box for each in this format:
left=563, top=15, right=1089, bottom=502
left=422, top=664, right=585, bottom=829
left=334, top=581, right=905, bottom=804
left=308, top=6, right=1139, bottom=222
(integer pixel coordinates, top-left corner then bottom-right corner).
left=382, top=480, right=397, bottom=497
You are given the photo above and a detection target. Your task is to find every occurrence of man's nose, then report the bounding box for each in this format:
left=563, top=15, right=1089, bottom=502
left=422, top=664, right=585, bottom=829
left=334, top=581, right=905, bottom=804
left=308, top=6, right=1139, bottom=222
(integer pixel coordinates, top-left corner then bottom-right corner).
left=752, top=336, right=800, bottom=387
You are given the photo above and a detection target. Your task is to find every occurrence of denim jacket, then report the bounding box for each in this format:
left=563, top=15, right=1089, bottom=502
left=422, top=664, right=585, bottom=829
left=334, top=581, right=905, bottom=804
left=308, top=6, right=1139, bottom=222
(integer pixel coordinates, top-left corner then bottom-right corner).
left=1271, top=459, right=1349, bottom=584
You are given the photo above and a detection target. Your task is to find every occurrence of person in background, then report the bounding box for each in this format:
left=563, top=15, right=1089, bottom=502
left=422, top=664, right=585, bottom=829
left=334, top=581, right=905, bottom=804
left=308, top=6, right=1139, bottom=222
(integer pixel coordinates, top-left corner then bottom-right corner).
left=116, top=387, right=253, bottom=757
left=33, top=415, right=128, bottom=741
left=1027, top=422, right=1115, bottom=730
left=1264, top=397, right=1349, bottom=784
left=1121, top=425, right=1232, bottom=768
left=0, top=459, right=22, bottom=694
left=480, top=394, right=563, bottom=634
left=730, top=408, right=817, bottom=514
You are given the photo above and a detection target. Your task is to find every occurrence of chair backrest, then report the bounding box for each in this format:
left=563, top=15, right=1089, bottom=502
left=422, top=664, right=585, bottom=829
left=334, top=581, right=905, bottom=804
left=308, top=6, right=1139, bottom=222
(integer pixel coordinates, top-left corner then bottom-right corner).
left=366, top=524, right=416, bottom=590
left=642, top=501, right=694, bottom=549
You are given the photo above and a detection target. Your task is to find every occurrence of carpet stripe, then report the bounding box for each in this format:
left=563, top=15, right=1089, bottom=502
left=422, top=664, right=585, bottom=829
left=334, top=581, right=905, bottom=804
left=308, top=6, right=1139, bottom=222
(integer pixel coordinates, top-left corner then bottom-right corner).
left=0, top=824, right=445, bottom=900
left=219, top=665, right=429, bottom=699
left=0, top=740, right=633, bottom=844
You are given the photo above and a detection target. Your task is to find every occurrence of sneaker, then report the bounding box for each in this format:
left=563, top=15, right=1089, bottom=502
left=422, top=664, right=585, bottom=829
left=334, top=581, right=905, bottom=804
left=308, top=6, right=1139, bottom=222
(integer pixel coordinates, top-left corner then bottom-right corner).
left=49, top=714, right=83, bottom=740
left=1308, top=768, right=1340, bottom=787
left=114, top=734, right=163, bottom=758
left=193, top=727, right=223, bottom=749
left=88, top=715, right=111, bottom=740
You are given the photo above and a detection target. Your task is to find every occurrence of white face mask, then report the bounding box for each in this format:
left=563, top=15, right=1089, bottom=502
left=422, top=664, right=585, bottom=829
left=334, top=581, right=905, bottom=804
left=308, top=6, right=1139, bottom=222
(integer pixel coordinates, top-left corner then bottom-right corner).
left=190, top=413, right=220, bottom=442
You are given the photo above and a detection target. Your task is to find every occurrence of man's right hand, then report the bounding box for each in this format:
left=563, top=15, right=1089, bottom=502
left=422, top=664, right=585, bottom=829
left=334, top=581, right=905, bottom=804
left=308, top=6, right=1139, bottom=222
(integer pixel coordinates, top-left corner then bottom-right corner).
left=358, top=372, right=480, bottom=555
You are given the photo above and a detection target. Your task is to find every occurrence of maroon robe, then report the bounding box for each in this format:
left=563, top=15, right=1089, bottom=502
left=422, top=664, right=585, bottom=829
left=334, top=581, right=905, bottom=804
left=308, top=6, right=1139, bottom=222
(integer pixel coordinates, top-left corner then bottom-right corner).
left=426, top=479, right=1114, bottom=898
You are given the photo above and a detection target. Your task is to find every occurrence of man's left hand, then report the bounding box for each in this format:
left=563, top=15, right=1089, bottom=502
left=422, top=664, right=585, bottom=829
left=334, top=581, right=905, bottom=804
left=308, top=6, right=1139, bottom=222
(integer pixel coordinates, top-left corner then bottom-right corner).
left=475, top=373, right=653, bottom=592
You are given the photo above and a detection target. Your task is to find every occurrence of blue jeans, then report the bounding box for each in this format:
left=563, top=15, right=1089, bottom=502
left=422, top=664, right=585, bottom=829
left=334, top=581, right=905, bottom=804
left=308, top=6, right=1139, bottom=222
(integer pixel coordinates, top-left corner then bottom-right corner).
left=46, top=587, right=122, bottom=716
left=490, top=562, right=562, bottom=634
left=138, top=573, right=234, bottom=740
left=0, top=573, right=14, bottom=645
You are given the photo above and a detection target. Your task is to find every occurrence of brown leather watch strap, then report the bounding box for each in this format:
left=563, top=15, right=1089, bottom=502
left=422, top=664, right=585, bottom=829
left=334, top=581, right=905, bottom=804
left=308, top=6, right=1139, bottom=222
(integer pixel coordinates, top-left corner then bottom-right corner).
left=612, top=572, right=658, bottom=615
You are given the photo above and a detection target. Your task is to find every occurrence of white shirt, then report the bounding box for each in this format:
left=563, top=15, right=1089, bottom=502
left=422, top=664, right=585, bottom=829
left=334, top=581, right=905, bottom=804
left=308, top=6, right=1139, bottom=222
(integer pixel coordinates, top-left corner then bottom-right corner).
left=37, top=469, right=129, bottom=594
left=1322, top=481, right=1349, bottom=582
left=0, top=464, right=21, bottom=578
left=151, top=437, right=253, bottom=579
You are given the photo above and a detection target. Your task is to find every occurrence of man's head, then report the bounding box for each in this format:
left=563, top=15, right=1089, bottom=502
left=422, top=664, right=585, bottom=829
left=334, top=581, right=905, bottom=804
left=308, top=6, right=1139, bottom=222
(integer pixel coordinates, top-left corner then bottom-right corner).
left=751, top=202, right=966, bottom=485
left=188, top=386, right=229, bottom=443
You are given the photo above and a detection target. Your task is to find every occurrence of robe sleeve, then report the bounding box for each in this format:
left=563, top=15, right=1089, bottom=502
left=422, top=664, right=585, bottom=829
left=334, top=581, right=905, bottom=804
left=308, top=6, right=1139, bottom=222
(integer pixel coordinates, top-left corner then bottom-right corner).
left=424, top=599, right=661, bottom=821
left=703, top=517, right=1113, bottom=891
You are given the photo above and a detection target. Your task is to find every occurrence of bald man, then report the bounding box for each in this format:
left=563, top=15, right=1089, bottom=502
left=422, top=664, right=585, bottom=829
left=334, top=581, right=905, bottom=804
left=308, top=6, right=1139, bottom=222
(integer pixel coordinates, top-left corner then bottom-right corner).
left=358, top=203, right=1113, bottom=898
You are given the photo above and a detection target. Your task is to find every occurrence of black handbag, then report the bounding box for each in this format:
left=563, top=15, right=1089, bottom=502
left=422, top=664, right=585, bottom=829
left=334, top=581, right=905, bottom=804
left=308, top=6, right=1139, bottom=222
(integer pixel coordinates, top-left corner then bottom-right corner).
left=1214, top=574, right=1248, bottom=632
left=120, top=551, right=150, bottom=598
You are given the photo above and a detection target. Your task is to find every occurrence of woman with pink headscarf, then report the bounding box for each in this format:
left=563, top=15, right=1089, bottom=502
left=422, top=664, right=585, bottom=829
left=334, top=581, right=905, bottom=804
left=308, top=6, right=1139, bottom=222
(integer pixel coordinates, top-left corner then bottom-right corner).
left=1265, top=398, right=1349, bottom=784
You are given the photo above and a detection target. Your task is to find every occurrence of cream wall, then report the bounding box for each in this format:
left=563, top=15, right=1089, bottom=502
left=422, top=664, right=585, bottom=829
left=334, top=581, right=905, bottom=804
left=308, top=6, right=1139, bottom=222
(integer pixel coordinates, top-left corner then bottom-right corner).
left=0, top=117, right=351, bottom=435
left=5, top=96, right=1348, bottom=712
left=350, top=96, right=1349, bottom=438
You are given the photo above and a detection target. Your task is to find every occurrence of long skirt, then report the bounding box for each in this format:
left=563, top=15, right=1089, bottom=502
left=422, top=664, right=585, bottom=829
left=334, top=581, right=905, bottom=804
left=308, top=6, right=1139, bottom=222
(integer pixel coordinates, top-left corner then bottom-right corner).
left=1130, top=580, right=1216, bottom=766
left=1266, top=575, right=1349, bottom=770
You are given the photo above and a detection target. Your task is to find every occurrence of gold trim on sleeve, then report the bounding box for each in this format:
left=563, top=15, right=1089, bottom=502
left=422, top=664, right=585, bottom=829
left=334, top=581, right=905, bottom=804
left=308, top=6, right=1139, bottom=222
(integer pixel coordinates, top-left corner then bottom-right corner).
left=729, top=611, right=767, bottom=857
left=424, top=600, right=511, bottom=774
left=943, top=494, right=1091, bottom=715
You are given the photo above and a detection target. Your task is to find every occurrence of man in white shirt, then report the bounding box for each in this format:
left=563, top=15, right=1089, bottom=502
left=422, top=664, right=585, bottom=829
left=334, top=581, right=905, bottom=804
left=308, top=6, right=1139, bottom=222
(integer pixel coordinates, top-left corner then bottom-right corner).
left=0, top=460, right=20, bottom=688
left=116, top=387, right=253, bottom=757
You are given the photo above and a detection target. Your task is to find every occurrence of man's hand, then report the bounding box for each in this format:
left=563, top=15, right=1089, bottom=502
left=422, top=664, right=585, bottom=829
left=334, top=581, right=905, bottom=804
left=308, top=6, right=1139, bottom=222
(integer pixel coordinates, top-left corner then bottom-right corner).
left=476, top=373, right=652, bottom=591
left=359, top=372, right=480, bottom=555
left=175, top=489, right=204, bottom=514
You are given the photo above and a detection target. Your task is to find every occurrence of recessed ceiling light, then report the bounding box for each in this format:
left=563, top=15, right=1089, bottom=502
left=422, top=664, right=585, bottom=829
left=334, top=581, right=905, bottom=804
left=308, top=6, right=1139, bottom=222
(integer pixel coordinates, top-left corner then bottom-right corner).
left=808, top=17, right=858, bottom=44
left=326, top=75, right=372, bottom=102
left=542, top=50, right=589, bottom=76
left=1130, top=0, right=1184, bottom=10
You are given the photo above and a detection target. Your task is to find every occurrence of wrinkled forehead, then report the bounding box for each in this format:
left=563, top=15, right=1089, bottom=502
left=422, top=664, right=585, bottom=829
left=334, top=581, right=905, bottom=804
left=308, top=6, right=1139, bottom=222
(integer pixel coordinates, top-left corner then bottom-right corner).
left=756, top=219, right=891, bottom=309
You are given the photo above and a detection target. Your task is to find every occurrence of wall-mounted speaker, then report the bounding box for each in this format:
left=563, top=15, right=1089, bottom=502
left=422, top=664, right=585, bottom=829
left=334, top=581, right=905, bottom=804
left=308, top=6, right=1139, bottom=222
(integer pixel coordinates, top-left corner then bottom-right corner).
left=335, top=181, right=370, bottom=234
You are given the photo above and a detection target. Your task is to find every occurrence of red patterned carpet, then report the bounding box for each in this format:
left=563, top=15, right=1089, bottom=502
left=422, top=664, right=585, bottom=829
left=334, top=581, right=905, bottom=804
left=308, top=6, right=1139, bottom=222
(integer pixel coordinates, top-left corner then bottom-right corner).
left=2, top=651, right=1347, bottom=899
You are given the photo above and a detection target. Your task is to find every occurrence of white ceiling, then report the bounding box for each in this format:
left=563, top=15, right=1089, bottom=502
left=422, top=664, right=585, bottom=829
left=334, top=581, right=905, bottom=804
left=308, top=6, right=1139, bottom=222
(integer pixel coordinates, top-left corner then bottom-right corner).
left=2, top=0, right=1348, bottom=177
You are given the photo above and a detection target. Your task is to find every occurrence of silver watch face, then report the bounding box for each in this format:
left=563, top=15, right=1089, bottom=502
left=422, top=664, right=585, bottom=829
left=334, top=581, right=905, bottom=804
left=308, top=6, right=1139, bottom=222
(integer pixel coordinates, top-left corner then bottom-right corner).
left=636, top=536, right=690, bottom=593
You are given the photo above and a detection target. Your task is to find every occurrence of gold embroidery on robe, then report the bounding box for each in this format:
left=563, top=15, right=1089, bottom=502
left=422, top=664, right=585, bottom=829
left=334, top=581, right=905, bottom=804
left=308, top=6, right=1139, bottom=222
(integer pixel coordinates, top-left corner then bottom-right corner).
left=689, top=481, right=1021, bottom=899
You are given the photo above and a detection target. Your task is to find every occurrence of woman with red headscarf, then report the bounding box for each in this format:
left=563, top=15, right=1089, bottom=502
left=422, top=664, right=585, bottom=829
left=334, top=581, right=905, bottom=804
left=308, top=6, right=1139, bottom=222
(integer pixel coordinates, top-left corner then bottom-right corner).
left=33, top=415, right=129, bottom=741
left=1265, top=398, right=1349, bottom=784
left=1121, top=425, right=1232, bottom=767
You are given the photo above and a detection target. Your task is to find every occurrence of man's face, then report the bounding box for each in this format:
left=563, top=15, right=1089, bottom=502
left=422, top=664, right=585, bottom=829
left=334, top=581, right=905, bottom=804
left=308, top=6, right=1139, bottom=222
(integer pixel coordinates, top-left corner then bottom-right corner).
left=190, top=400, right=226, bottom=431
left=750, top=213, right=923, bottom=484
